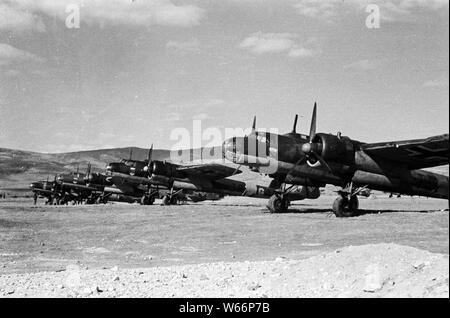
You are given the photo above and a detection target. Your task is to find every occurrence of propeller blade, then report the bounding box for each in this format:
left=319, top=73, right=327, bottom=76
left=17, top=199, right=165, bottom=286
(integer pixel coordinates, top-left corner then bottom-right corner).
left=129, top=147, right=133, bottom=160
left=309, top=102, right=317, bottom=141
left=292, top=114, right=298, bottom=133
left=251, top=116, right=256, bottom=134
left=315, top=154, right=333, bottom=173
left=148, top=144, right=153, bottom=164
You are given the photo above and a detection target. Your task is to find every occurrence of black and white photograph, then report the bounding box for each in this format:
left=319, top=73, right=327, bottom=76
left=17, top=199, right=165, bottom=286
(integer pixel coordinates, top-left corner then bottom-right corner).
left=0, top=0, right=448, bottom=302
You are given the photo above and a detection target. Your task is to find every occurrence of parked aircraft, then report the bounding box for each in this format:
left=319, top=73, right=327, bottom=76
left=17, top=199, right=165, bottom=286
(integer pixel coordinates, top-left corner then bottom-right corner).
left=222, top=103, right=449, bottom=216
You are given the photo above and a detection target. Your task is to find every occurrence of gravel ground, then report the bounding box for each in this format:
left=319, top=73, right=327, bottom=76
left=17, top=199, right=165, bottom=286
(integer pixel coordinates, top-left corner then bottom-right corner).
left=0, top=243, right=448, bottom=298
left=0, top=196, right=448, bottom=297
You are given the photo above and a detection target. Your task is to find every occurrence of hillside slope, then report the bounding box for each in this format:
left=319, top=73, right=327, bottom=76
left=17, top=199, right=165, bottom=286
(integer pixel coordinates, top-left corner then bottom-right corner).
left=0, top=147, right=170, bottom=188
left=0, top=146, right=224, bottom=189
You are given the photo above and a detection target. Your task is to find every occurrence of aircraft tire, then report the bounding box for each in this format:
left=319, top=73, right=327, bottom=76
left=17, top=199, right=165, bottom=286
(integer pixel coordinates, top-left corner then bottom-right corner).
left=333, top=196, right=359, bottom=217
left=170, top=196, right=178, bottom=205
left=267, top=194, right=287, bottom=213
left=162, top=195, right=171, bottom=206
left=140, top=195, right=154, bottom=205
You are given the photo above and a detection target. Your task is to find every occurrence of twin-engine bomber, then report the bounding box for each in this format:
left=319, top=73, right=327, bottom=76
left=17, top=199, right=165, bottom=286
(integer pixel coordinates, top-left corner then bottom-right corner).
left=222, top=103, right=449, bottom=216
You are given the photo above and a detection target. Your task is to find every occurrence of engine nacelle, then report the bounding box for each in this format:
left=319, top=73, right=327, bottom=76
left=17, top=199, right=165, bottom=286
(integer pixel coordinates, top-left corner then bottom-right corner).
left=311, top=133, right=355, bottom=166
left=106, top=162, right=131, bottom=175
left=86, top=173, right=109, bottom=186
left=151, top=161, right=181, bottom=179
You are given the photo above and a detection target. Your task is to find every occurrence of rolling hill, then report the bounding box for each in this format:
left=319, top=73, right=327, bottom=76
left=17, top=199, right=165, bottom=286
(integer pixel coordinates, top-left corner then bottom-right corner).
left=0, top=146, right=224, bottom=189
left=0, top=147, right=165, bottom=189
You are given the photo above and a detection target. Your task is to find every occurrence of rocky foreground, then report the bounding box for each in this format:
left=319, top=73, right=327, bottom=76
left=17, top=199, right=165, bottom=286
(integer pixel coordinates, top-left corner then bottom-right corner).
left=0, top=243, right=448, bottom=298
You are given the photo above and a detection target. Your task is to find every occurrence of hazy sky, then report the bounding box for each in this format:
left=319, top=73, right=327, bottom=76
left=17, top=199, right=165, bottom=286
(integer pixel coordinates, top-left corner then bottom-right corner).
left=0, top=0, right=448, bottom=153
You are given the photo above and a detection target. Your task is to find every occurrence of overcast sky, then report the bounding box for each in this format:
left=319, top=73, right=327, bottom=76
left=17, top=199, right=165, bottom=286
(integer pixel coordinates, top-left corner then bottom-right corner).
left=0, top=0, right=448, bottom=153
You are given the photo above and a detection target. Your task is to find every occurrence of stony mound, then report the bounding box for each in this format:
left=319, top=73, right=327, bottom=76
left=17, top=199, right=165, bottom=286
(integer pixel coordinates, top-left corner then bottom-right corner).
left=0, top=243, right=448, bottom=298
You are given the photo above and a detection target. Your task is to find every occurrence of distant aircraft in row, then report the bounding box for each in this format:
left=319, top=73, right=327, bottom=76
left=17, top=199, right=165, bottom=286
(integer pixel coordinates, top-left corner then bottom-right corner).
left=29, top=147, right=317, bottom=206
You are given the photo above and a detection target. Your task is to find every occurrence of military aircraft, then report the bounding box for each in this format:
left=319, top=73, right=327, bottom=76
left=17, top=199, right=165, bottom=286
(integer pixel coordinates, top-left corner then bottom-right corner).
left=103, top=147, right=162, bottom=204
left=29, top=179, right=57, bottom=204
left=52, top=167, right=99, bottom=204
left=222, top=103, right=449, bottom=216
left=68, top=161, right=161, bottom=205
left=29, top=164, right=156, bottom=205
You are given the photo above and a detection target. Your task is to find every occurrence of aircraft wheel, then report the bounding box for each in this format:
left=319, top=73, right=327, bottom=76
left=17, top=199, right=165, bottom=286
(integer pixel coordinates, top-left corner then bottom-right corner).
left=170, top=196, right=178, bottom=205
left=162, top=195, right=171, bottom=206
left=282, top=198, right=290, bottom=211
left=267, top=194, right=287, bottom=213
left=333, top=196, right=359, bottom=217
left=141, top=195, right=154, bottom=205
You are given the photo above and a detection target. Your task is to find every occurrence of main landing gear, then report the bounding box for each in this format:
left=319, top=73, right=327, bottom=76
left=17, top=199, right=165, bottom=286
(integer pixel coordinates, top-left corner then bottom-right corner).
left=140, top=193, right=155, bottom=205
left=140, top=187, right=159, bottom=206
left=267, top=194, right=290, bottom=213
left=161, top=189, right=182, bottom=206
left=332, top=183, right=366, bottom=217
left=266, top=182, right=294, bottom=213
left=332, top=195, right=359, bottom=217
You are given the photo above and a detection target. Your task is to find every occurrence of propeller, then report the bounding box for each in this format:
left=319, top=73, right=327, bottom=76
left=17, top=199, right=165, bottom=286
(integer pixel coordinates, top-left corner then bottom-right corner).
left=144, top=144, right=154, bottom=175
left=85, top=162, right=91, bottom=184
left=292, top=114, right=298, bottom=134
left=251, top=116, right=256, bottom=135
left=309, top=102, right=317, bottom=140
left=129, top=147, right=133, bottom=160
left=147, top=144, right=153, bottom=164
left=300, top=102, right=333, bottom=173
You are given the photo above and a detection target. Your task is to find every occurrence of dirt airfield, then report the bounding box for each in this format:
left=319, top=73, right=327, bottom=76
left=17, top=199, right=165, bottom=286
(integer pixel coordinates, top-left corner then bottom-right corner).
left=0, top=195, right=448, bottom=297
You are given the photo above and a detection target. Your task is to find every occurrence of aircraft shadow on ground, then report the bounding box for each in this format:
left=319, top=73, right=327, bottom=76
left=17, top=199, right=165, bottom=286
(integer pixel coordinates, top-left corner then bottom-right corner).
left=282, top=207, right=449, bottom=216
left=194, top=202, right=448, bottom=216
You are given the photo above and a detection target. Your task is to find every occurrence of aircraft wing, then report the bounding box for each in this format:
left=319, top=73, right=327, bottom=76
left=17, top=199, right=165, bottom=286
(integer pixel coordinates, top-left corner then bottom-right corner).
left=59, top=182, right=99, bottom=192
left=106, top=173, right=152, bottom=194
left=176, top=163, right=241, bottom=180
left=362, top=134, right=449, bottom=170
left=108, top=173, right=151, bottom=187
